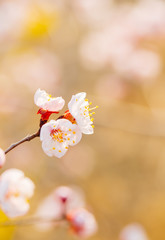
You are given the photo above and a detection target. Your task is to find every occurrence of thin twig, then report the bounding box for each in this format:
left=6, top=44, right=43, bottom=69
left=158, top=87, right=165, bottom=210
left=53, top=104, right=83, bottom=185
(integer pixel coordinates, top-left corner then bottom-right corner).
left=4, top=119, right=47, bottom=155
left=4, top=130, right=40, bottom=155
left=0, top=216, right=65, bottom=227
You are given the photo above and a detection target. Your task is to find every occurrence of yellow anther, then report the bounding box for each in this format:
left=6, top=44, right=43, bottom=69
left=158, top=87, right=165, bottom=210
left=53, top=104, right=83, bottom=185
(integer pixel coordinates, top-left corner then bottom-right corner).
left=73, top=140, right=75, bottom=144
left=76, top=99, right=78, bottom=101
left=85, top=99, right=88, bottom=101
left=92, top=125, right=95, bottom=128
left=89, top=113, right=92, bottom=117
left=73, top=131, right=76, bottom=134
left=69, top=129, right=71, bottom=131
left=53, top=147, right=56, bottom=150
left=65, top=147, right=68, bottom=149
left=49, top=94, right=52, bottom=97
left=54, top=125, right=56, bottom=128
left=59, top=150, right=61, bottom=152
left=65, top=133, right=67, bottom=136
left=89, top=102, right=92, bottom=105
left=91, top=118, right=94, bottom=121
left=68, top=138, right=70, bottom=140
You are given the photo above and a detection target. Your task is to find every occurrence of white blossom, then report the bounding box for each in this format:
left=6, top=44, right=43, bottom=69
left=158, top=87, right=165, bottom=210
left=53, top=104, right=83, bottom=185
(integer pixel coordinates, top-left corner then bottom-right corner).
left=34, top=88, right=65, bottom=112
left=119, top=223, right=149, bottom=240
left=68, top=92, right=98, bottom=134
left=67, top=208, right=98, bottom=238
left=36, top=186, right=85, bottom=231
left=0, top=169, right=35, bottom=218
left=40, top=119, right=82, bottom=158
left=0, top=148, right=6, bottom=168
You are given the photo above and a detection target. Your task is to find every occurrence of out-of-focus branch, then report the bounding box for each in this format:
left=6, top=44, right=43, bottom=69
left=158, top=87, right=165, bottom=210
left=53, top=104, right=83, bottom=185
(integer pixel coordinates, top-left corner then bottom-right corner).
left=0, top=216, right=65, bottom=227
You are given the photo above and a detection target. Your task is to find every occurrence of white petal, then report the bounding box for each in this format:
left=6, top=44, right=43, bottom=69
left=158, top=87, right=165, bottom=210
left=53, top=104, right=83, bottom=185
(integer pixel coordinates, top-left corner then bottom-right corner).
left=69, top=125, right=82, bottom=146
left=1, top=169, right=24, bottom=182
left=40, top=122, right=53, bottom=141
left=1, top=196, right=30, bottom=218
left=34, top=89, right=48, bottom=108
left=34, top=89, right=65, bottom=111
left=43, top=97, right=65, bottom=112
left=18, top=177, right=35, bottom=198
left=0, top=148, right=5, bottom=168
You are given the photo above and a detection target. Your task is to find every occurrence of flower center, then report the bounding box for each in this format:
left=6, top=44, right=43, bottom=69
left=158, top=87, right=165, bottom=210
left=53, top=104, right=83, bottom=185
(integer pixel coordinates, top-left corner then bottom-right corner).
left=50, top=129, right=64, bottom=143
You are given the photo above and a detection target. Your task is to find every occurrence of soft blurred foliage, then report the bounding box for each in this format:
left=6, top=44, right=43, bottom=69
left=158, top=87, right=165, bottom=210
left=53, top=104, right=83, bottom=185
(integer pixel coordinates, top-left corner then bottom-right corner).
left=1, top=0, right=165, bottom=239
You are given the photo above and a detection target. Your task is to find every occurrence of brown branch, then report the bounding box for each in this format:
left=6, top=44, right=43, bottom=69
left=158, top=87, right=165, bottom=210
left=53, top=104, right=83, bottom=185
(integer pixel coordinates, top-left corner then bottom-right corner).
left=0, top=216, right=65, bottom=227
left=4, top=130, right=40, bottom=155
left=4, top=119, right=48, bottom=155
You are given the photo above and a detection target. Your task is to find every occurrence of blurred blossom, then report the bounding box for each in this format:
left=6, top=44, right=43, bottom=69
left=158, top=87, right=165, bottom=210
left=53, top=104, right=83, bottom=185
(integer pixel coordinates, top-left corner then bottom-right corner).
left=1, top=51, right=61, bottom=92
left=36, top=186, right=85, bottom=231
left=95, top=75, right=128, bottom=101
left=119, top=223, right=149, bottom=240
left=71, top=0, right=112, bottom=25
left=66, top=208, right=98, bottom=238
left=0, top=169, right=35, bottom=218
left=79, top=0, right=165, bottom=83
left=113, top=50, right=161, bottom=82
left=0, top=0, right=29, bottom=48
left=0, top=148, right=5, bottom=168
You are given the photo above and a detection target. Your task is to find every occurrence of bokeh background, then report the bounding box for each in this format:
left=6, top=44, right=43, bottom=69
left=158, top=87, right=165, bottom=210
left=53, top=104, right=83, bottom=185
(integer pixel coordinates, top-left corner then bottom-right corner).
left=0, top=0, right=165, bottom=239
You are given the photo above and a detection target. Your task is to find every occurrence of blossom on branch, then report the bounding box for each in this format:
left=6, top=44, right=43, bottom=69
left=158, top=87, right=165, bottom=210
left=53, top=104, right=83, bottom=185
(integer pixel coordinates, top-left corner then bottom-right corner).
left=0, top=148, right=6, bottom=168
left=67, top=208, right=98, bottom=238
left=34, top=88, right=65, bottom=120
left=67, top=92, right=98, bottom=134
left=36, top=186, right=97, bottom=238
left=36, top=186, right=85, bottom=230
left=0, top=169, right=35, bottom=218
left=40, top=119, right=82, bottom=158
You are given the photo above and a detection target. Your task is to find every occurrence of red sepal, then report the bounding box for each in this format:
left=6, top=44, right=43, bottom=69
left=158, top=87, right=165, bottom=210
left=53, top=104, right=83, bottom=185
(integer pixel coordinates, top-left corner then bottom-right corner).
left=37, top=108, right=59, bottom=121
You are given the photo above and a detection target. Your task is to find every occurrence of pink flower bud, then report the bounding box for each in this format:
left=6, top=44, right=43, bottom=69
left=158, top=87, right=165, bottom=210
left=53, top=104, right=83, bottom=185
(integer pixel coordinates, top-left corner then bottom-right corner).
left=67, top=208, right=98, bottom=238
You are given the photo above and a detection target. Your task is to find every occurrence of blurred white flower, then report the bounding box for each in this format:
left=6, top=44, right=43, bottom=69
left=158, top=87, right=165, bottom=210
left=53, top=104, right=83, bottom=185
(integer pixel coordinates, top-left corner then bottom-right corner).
left=0, top=148, right=6, bottom=168
left=2, top=51, right=61, bottom=92
left=68, top=92, right=98, bottom=134
left=113, top=50, right=161, bottom=82
left=119, top=223, right=149, bottom=240
left=36, top=186, right=85, bottom=231
left=40, top=119, right=82, bottom=158
left=0, top=169, right=35, bottom=218
left=34, top=88, right=65, bottom=112
left=67, top=208, right=98, bottom=238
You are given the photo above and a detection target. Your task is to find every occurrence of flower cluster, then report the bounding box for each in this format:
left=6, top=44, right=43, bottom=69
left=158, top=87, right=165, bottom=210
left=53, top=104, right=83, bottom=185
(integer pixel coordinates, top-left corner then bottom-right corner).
left=36, top=186, right=98, bottom=238
left=0, top=88, right=98, bottom=239
left=0, top=169, right=35, bottom=218
left=35, top=89, right=98, bottom=158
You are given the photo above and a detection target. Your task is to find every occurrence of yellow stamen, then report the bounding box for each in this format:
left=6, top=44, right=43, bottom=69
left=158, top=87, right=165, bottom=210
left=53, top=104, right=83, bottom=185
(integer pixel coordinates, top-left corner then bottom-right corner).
left=92, top=125, right=95, bottom=128
left=59, top=150, right=61, bottom=152
left=73, top=140, right=75, bottom=144
left=73, top=131, right=76, bottom=134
